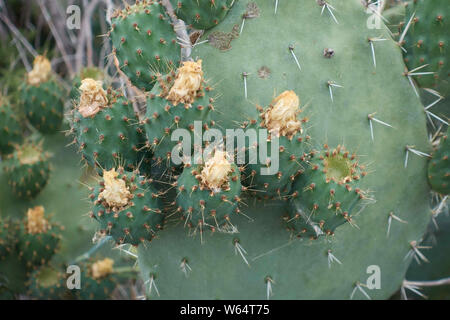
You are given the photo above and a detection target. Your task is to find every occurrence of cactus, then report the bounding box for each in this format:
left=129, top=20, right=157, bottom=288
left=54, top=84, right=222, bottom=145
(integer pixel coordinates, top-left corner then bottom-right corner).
left=0, top=218, right=14, bottom=260
left=20, top=56, right=64, bottom=134
left=143, top=60, right=216, bottom=170
left=26, top=265, right=73, bottom=300
left=402, top=0, right=449, bottom=96
left=288, top=145, right=371, bottom=239
left=69, top=67, right=105, bottom=101
left=176, top=149, right=242, bottom=231
left=74, top=258, right=118, bottom=300
left=428, top=127, right=449, bottom=195
left=70, top=79, right=147, bottom=172
left=172, top=0, right=235, bottom=30
left=109, top=0, right=180, bottom=91
left=90, top=167, right=164, bottom=246
left=242, top=90, right=310, bottom=199
left=135, top=0, right=432, bottom=299
left=0, top=95, right=23, bottom=155
left=17, top=206, right=62, bottom=269
left=3, top=141, right=51, bottom=199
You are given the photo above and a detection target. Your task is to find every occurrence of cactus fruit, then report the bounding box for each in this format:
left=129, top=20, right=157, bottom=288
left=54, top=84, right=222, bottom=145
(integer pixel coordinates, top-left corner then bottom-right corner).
left=18, top=206, right=62, bottom=269
left=75, top=258, right=117, bottom=300
left=428, top=127, right=449, bottom=195
left=136, top=0, right=432, bottom=299
left=172, top=0, right=235, bottom=30
left=242, top=90, right=310, bottom=199
left=109, top=0, right=180, bottom=91
left=143, top=60, right=216, bottom=169
left=21, top=56, right=64, bottom=134
left=402, top=0, right=449, bottom=96
left=70, top=79, right=147, bottom=172
left=27, top=265, right=73, bottom=300
left=90, top=167, right=164, bottom=246
left=3, top=141, right=51, bottom=199
left=176, top=149, right=242, bottom=231
left=70, top=67, right=105, bottom=101
left=0, top=95, right=23, bottom=155
left=287, top=145, right=371, bottom=239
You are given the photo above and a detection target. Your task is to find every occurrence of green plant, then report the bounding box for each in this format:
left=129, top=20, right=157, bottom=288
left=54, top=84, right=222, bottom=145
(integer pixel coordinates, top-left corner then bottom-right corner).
left=109, top=0, right=181, bottom=91
left=3, top=141, right=51, bottom=199
left=134, top=0, right=431, bottom=299
left=172, top=0, right=235, bottom=30
left=428, top=127, right=449, bottom=195
left=20, top=56, right=64, bottom=134
left=0, top=95, right=23, bottom=155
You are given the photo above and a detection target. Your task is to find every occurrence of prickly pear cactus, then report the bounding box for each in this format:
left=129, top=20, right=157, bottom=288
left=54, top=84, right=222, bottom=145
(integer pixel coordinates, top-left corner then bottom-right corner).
left=74, top=258, right=118, bottom=300
left=3, top=141, right=51, bottom=199
left=402, top=0, right=449, bottom=96
left=172, top=0, right=235, bottom=30
left=70, top=67, right=105, bottom=101
left=0, top=95, right=23, bottom=155
left=70, top=79, right=147, bottom=172
left=143, top=60, right=215, bottom=169
left=137, top=0, right=432, bottom=299
left=26, top=265, right=73, bottom=300
left=90, top=167, right=164, bottom=246
left=17, top=206, right=62, bottom=269
left=428, top=127, right=449, bottom=195
left=21, top=56, right=64, bottom=134
left=109, top=0, right=180, bottom=91
left=242, top=90, right=310, bottom=199
left=288, top=145, right=370, bottom=239
left=176, top=150, right=242, bottom=230
left=0, top=218, right=14, bottom=260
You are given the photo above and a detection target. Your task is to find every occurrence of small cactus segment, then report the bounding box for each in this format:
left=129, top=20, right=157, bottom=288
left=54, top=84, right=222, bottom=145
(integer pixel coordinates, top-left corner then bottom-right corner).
left=172, top=0, right=235, bottom=30
left=143, top=60, right=215, bottom=169
left=243, top=91, right=310, bottom=199
left=109, top=0, right=180, bottom=91
left=402, top=0, right=449, bottom=95
left=70, top=79, right=147, bottom=172
left=18, top=206, right=62, bottom=269
left=27, top=265, right=73, bottom=300
left=90, top=167, right=164, bottom=245
left=428, top=127, right=449, bottom=194
left=75, top=258, right=117, bottom=300
left=288, top=145, right=370, bottom=238
left=0, top=219, right=15, bottom=260
left=3, top=141, right=51, bottom=199
left=176, top=150, right=242, bottom=230
left=21, top=56, right=64, bottom=134
left=0, top=95, right=23, bottom=155
left=70, top=67, right=105, bottom=101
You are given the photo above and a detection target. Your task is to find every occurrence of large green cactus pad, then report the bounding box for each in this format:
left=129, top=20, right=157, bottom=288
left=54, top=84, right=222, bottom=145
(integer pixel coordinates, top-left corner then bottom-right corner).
left=137, top=0, right=431, bottom=299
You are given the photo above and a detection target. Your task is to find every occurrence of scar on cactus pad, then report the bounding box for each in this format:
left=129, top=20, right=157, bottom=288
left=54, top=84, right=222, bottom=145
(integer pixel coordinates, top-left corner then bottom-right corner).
left=175, top=150, right=242, bottom=234
left=243, top=91, right=310, bottom=199
left=287, top=145, right=371, bottom=239
left=90, top=167, right=164, bottom=245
